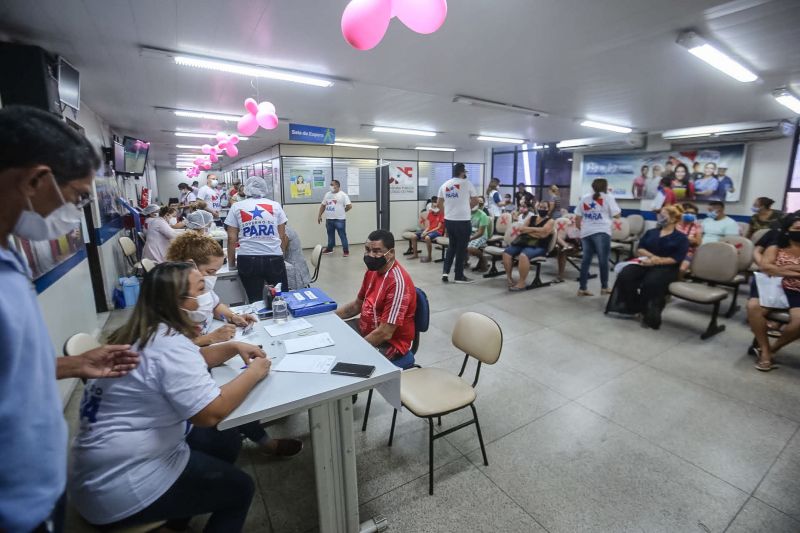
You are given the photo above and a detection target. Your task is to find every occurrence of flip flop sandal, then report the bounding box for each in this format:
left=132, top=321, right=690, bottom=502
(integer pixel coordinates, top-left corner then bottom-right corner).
left=552, top=278, right=565, bottom=284
left=509, top=286, right=526, bottom=292
left=767, top=329, right=781, bottom=338
left=755, top=361, right=777, bottom=372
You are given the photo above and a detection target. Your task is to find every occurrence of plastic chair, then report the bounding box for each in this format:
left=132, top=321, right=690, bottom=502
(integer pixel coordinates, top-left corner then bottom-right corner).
left=718, top=235, right=755, bottom=317
left=388, top=312, right=503, bottom=494
left=140, top=258, right=156, bottom=273
left=361, top=287, right=429, bottom=432
left=309, top=244, right=323, bottom=284
left=118, top=236, right=143, bottom=274
left=609, top=218, right=631, bottom=264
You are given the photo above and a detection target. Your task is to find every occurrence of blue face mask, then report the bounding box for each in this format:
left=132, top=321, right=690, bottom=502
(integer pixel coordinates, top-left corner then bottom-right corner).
left=708, top=210, right=718, bottom=218
left=751, top=206, right=760, bottom=213
left=682, top=213, right=696, bottom=223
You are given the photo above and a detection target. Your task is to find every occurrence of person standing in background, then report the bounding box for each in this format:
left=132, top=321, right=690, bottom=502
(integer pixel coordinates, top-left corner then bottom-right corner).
left=547, top=184, right=563, bottom=216
left=485, top=177, right=506, bottom=217
left=178, top=182, right=196, bottom=217
left=632, top=165, right=648, bottom=199
left=197, top=174, right=221, bottom=222
left=317, top=179, right=352, bottom=257
left=225, top=176, right=288, bottom=303
left=575, top=178, right=621, bottom=296
left=515, top=183, right=535, bottom=208
left=438, top=163, right=480, bottom=283
left=191, top=180, right=199, bottom=195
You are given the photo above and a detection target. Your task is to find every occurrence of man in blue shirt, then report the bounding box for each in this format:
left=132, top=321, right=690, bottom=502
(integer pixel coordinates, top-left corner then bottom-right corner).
left=0, top=106, right=139, bottom=533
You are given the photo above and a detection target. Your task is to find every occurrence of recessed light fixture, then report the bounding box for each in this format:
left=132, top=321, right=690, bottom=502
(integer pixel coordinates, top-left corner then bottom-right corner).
left=580, top=120, right=633, bottom=134
left=676, top=31, right=757, bottom=83
left=474, top=135, right=526, bottom=144
left=372, top=126, right=437, bottom=137
left=176, top=144, right=203, bottom=149
left=453, top=95, right=548, bottom=117
left=174, top=132, right=249, bottom=140
left=174, top=110, right=240, bottom=122
left=331, top=142, right=380, bottom=149
left=773, top=88, right=800, bottom=114
left=416, top=146, right=457, bottom=152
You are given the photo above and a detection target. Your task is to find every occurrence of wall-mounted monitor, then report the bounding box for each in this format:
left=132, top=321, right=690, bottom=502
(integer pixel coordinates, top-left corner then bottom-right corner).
left=122, top=136, right=150, bottom=175
left=113, top=141, right=125, bottom=173
left=57, top=57, right=80, bottom=110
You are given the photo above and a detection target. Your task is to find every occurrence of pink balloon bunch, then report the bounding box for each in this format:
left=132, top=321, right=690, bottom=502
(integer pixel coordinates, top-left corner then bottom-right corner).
left=200, top=132, right=241, bottom=163
left=132, top=139, right=150, bottom=152
left=341, top=0, right=447, bottom=50
left=237, top=98, right=279, bottom=136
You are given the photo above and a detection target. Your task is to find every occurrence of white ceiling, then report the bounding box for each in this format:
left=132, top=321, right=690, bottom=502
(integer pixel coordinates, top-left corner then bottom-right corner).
left=0, top=0, right=799, bottom=169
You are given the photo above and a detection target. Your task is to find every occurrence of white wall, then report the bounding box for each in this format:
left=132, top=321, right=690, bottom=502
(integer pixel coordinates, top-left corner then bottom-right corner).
left=156, top=168, right=188, bottom=203
left=285, top=202, right=377, bottom=250
left=569, top=135, right=795, bottom=217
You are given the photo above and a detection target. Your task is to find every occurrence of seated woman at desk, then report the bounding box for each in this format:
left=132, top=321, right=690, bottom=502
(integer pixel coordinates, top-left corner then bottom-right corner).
left=166, top=234, right=304, bottom=457
left=69, top=262, right=269, bottom=532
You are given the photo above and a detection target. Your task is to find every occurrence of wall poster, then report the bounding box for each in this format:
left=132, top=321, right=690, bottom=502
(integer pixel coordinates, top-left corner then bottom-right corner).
left=388, top=161, right=418, bottom=200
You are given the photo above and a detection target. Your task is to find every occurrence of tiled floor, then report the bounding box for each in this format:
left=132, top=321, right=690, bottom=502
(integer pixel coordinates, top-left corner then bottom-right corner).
left=64, top=246, right=800, bottom=532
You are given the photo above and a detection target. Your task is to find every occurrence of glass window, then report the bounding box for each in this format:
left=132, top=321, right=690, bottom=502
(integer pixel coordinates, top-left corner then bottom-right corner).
left=491, top=152, right=514, bottom=186
left=784, top=130, right=800, bottom=211
left=515, top=150, right=539, bottom=187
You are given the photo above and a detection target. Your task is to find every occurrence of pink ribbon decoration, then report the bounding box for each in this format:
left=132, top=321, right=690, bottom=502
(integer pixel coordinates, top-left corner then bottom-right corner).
left=342, top=0, right=447, bottom=50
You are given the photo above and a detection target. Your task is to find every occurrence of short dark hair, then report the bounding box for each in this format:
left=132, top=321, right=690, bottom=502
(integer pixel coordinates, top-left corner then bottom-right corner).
left=192, top=181, right=199, bottom=186
left=659, top=176, right=672, bottom=188
left=331, top=179, right=341, bottom=187
left=367, top=229, right=395, bottom=250
left=756, top=197, right=775, bottom=209
left=178, top=183, right=190, bottom=190
left=709, top=201, right=725, bottom=209
left=430, top=195, right=438, bottom=202
left=453, top=163, right=466, bottom=176
left=0, top=105, right=100, bottom=183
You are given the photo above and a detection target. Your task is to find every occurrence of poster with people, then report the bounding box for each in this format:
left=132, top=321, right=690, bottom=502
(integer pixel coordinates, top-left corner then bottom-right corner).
left=388, top=161, right=418, bottom=200
left=581, top=144, right=746, bottom=202
left=289, top=169, right=313, bottom=198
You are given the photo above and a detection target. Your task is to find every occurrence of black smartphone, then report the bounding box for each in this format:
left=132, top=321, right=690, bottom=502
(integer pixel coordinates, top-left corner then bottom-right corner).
left=257, top=309, right=273, bottom=320
left=331, top=362, right=375, bottom=378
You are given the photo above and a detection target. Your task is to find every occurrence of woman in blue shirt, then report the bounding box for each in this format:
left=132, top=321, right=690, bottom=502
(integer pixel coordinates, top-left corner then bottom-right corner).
left=606, top=205, right=689, bottom=329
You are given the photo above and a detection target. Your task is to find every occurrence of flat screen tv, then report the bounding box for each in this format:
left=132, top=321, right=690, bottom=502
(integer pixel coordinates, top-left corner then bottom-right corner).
left=58, top=57, right=80, bottom=110
left=113, top=141, right=125, bottom=173
left=122, top=136, right=150, bottom=175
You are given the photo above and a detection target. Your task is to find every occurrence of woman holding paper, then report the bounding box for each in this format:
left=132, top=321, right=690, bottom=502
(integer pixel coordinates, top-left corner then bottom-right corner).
left=747, top=214, right=800, bottom=372
left=166, top=233, right=303, bottom=454
left=69, top=262, right=269, bottom=531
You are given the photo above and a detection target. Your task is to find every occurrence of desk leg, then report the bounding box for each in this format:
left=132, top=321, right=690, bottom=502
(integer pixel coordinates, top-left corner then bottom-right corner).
left=309, top=398, right=361, bottom=533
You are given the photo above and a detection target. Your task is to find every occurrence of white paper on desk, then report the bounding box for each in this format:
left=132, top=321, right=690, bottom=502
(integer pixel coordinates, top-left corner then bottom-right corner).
left=234, top=325, right=259, bottom=341
left=263, top=318, right=313, bottom=337
left=283, top=332, right=335, bottom=353
left=273, top=354, right=336, bottom=374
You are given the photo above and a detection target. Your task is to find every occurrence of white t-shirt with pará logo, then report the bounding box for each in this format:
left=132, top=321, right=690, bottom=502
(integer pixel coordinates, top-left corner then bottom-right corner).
left=438, top=177, right=478, bottom=222
left=196, top=185, right=221, bottom=215
left=224, top=197, right=288, bottom=256
left=322, top=191, right=352, bottom=220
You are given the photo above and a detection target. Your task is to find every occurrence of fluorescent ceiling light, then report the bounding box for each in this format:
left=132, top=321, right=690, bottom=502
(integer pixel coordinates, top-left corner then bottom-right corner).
left=331, top=142, right=379, bottom=149
left=416, top=146, right=456, bottom=152
left=174, top=132, right=249, bottom=140
left=372, top=126, right=436, bottom=137
left=474, top=135, right=526, bottom=144
left=174, top=110, right=240, bottom=122
left=580, top=120, right=633, bottom=134
left=176, top=144, right=203, bottom=149
left=773, top=88, right=800, bottom=114
left=453, top=95, right=547, bottom=117
left=677, top=31, right=757, bottom=83
left=172, top=53, right=334, bottom=88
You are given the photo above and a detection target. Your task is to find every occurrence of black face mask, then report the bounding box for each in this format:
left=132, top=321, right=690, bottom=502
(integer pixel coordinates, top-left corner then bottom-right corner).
left=363, top=250, right=391, bottom=271
left=538, top=209, right=549, bottom=218
left=789, top=231, right=800, bottom=243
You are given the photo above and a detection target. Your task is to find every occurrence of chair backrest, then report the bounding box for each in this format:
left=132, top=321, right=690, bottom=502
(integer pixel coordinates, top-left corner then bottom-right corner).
left=611, top=217, right=630, bottom=241
left=309, top=244, right=323, bottom=283
left=63, top=333, right=101, bottom=356
left=410, top=287, right=430, bottom=355
left=690, top=242, right=739, bottom=283
left=118, top=236, right=137, bottom=257
left=720, top=235, right=754, bottom=272
left=504, top=222, right=523, bottom=245
left=137, top=230, right=146, bottom=244
left=627, top=214, right=645, bottom=237
left=750, top=228, right=770, bottom=245
left=494, top=213, right=512, bottom=235
left=141, top=258, right=156, bottom=272
left=554, top=217, right=570, bottom=238
left=737, top=221, right=749, bottom=237
left=452, top=312, right=503, bottom=365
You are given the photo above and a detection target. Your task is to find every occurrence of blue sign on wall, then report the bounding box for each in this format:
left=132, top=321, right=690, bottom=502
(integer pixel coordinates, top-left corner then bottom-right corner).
left=289, top=123, right=335, bottom=144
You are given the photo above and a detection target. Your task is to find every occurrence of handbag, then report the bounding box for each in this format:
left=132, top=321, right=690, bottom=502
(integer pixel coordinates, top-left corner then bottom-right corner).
left=753, top=272, right=790, bottom=309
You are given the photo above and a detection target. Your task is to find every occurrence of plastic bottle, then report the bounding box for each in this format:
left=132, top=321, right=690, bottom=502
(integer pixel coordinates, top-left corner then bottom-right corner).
left=272, top=292, right=289, bottom=323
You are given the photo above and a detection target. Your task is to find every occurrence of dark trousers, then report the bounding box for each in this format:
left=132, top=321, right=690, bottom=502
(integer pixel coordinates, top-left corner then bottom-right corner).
left=325, top=219, right=349, bottom=252
left=613, top=264, right=678, bottom=328
left=443, top=220, right=471, bottom=279
left=102, top=427, right=254, bottom=533
left=238, top=254, right=288, bottom=304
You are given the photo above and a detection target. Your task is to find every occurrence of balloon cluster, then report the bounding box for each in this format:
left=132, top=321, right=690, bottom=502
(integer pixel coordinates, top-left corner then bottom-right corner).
left=237, top=98, right=278, bottom=136
left=341, top=0, right=447, bottom=51
left=184, top=131, right=240, bottom=177
left=132, top=139, right=150, bottom=151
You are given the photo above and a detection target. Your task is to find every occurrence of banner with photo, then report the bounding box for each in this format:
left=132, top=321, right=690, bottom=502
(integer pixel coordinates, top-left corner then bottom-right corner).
left=581, top=144, right=746, bottom=202
left=388, top=161, right=418, bottom=200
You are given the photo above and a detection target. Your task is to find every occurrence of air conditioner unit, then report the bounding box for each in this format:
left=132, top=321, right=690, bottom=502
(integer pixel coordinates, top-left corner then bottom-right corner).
left=555, top=134, right=645, bottom=151
left=662, top=120, right=795, bottom=143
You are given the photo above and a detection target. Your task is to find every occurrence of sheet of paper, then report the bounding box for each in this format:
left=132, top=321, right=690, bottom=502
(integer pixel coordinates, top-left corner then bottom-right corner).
left=419, top=177, right=429, bottom=186
left=348, top=185, right=360, bottom=196
left=234, top=324, right=260, bottom=341
left=273, top=354, right=336, bottom=374
left=263, top=318, right=313, bottom=337
left=347, top=167, right=360, bottom=186
left=283, top=332, right=335, bottom=353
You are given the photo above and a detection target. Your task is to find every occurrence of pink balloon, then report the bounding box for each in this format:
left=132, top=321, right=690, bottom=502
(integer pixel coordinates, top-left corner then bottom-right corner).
left=256, top=110, right=278, bottom=130
left=229, top=135, right=240, bottom=145
left=225, top=144, right=239, bottom=157
left=201, top=144, right=212, bottom=154
left=209, top=152, right=219, bottom=163
left=238, top=114, right=259, bottom=136
left=193, top=157, right=204, bottom=166
left=257, top=101, right=276, bottom=116
left=201, top=161, right=212, bottom=170
left=244, top=98, right=259, bottom=115
left=394, top=0, right=447, bottom=34
left=341, top=0, right=392, bottom=50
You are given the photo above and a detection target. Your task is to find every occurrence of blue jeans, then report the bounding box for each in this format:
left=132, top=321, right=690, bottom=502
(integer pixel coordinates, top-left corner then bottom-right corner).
left=579, top=232, right=611, bottom=290
left=101, top=427, right=253, bottom=532
left=326, top=218, right=349, bottom=252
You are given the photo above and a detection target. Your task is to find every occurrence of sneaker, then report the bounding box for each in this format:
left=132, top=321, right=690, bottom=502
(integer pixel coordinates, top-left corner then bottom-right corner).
left=322, top=248, right=334, bottom=255
left=441, top=274, right=449, bottom=283
left=343, top=251, right=349, bottom=257
left=454, top=276, right=475, bottom=284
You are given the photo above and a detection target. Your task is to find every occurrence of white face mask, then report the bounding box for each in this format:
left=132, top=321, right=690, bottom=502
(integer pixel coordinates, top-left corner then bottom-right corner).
left=330, top=186, right=336, bottom=193
left=13, top=176, right=83, bottom=241
left=196, top=290, right=215, bottom=316
left=169, top=217, right=178, bottom=225
left=210, top=179, right=219, bottom=187
left=203, top=275, right=217, bottom=291
left=180, top=295, right=208, bottom=324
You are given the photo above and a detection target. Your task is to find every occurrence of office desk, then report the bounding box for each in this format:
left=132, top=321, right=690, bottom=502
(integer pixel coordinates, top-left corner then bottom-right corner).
left=210, top=311, right=400, bottom=533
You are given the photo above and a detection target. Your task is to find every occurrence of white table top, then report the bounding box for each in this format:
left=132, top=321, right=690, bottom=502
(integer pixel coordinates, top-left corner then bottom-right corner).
left=210, top=311, right=401, bottom=430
